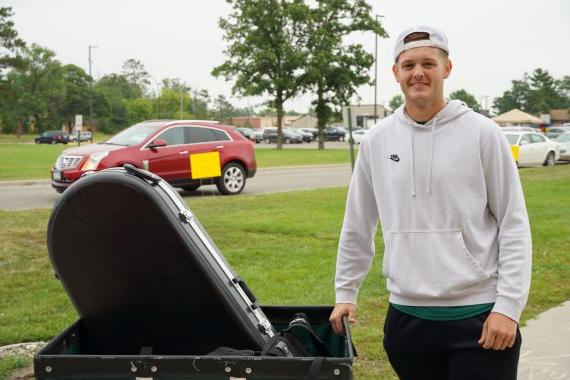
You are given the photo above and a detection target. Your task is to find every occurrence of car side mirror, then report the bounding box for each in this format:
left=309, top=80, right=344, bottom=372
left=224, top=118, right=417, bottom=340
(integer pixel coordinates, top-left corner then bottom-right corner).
left=520, top=140, right=529, bottom=146
left=148, top=138, right=167, bottom=149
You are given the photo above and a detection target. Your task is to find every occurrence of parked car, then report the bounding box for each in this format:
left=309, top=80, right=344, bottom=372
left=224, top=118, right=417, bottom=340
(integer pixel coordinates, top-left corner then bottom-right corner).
left=501, top=126, right=539, bottom=133
left=324, top=127, right=345, bottom=141
left=234, top=127, right=261, bottom=143
left=68, top=131, right=93, bottom=142
left=294, top=129, right=313, bottom=143
left=35, top=130, right=70, bottom=144
left=503, top=131, right=560, bottom=166
left=51, top=120, right=256, bottom=195
left=300, top=128, right=318, bottom=140
left=252, top=128, right=263, bottom=143
left=345, top=129, right=367, bottom=144
left=546, top=126, right=570, bottom=139
left=262, top=128, right=302, bottom=144
left=556, top=132, right=570, bottom=161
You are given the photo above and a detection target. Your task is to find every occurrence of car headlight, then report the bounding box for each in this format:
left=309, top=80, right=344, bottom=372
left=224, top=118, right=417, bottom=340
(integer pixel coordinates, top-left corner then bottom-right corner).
left=81, top=151, right=109, bottom=171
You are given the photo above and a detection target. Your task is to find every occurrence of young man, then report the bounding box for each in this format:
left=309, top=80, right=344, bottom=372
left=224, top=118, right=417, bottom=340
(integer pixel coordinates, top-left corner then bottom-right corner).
left=329, top=26, right=532, bottom=379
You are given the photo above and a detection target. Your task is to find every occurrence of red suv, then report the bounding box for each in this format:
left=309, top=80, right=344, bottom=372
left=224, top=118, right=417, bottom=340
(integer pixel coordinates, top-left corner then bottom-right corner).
left=51, top=120, right=257, bottom=195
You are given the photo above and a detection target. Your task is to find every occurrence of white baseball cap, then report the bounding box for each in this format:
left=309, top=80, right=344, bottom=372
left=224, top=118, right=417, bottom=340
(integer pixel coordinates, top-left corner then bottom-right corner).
left=393, top=26, right=449, bottom=62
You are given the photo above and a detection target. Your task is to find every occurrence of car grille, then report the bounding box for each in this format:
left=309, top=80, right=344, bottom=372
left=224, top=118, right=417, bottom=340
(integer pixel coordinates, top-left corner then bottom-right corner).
left=56, top=155, right=83, bottom=170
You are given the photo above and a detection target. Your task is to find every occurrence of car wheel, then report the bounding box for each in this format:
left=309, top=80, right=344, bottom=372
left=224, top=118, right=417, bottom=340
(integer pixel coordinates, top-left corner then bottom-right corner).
left=285, top=138, right=291, bottom=144
left=51, top=140, right=56, bottom=144
left=339, top=136, right=345, bottom=142
left=265, top=138, right=271, bottom=144
left=181, top=184, right=200, bottom=192
left=543, top=151, right=556, bottom=166
left=216, top=162, right=246, bottom=195
left=35, top=139, right=39, bottom=144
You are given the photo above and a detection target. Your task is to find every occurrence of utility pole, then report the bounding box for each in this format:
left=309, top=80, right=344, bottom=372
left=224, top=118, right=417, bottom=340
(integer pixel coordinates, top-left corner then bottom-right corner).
left=480, top=95, right=490, bottom=112
left=373, top=15, right=384, bottom=125
left=88, top=45, right=97, bottom=128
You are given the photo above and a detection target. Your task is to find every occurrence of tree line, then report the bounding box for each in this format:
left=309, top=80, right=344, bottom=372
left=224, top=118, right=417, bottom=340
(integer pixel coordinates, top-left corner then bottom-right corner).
left=0, top=7, right=259, bottom=135
left=388, top=70, right=569, bottom=116
left=2, top=3, right=568, bottom=145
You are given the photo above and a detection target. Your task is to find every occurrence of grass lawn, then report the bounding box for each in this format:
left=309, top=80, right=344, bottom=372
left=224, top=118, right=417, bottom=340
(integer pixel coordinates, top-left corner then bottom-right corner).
left=0, top=138, right=353, bottom=181
left=0, top=165, right=569, bottom=379
left=255, top=147, right=353, bottom=168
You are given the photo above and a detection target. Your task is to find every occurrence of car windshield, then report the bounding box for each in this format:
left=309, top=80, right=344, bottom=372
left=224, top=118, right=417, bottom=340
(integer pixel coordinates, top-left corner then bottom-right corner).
left=504, top=134, right=519, bottom=145
left=105, top=124, right=162, bottom=146
left=556, top=134, right=570, bottom=142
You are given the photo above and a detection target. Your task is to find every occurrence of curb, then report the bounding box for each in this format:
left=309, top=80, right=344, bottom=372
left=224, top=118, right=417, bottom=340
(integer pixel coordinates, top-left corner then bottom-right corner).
left=0, top=179, right=51, bottom=187
left=0, top=164, right=352, bottom=188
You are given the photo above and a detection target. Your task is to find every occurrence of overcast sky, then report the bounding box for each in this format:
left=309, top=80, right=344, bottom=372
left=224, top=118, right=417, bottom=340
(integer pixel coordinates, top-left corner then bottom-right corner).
left=3, top=0, right=569, bottom=113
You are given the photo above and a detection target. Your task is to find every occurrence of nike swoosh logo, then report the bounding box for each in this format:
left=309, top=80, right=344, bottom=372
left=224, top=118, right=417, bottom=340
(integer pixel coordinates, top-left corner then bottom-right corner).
left=389, top=155, right=400, bottom=162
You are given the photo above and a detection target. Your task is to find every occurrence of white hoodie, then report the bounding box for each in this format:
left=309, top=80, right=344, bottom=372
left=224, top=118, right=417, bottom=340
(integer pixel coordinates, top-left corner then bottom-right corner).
left=335, top=100, right=532, bottom=322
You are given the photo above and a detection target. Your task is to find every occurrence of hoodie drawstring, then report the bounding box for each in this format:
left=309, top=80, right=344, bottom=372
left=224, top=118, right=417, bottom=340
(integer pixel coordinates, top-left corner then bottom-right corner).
left=426, top=117, right=437, bottom=194
left=408, top=123, right=416, bottom=197
left=408, top=116, right=437, bottom=197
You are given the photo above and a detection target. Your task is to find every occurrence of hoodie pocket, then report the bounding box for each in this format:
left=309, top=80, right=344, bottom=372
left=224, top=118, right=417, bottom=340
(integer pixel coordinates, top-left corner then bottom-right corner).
left=383, top=229, right=489, bottom=299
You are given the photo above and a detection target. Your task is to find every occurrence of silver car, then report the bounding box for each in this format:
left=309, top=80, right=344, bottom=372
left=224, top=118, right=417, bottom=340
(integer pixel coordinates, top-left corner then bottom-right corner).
left=556, top=132, right=570, bottom=161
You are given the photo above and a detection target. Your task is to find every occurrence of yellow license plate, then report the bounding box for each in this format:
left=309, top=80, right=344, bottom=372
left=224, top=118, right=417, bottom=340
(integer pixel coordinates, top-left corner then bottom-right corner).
left=190, top=152, right=221, bottom=179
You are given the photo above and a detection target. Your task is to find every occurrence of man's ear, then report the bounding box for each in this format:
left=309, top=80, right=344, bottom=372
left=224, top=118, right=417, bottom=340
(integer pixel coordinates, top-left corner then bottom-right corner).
left=443, top=59, right=453, bottom=79
left=392, top=64, right=400, bottom=83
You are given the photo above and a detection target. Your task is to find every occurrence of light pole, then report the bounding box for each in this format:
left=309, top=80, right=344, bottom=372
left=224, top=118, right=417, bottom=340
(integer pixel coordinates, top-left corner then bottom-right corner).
left=88, top=45, right=98, bottom=128
left=374, top=15, right=384, bottom=124
left=479, top=95, right=490, bottom=114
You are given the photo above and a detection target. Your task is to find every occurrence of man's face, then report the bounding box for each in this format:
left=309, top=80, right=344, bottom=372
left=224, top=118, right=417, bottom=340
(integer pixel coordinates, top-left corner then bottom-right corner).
left=392, top=47, right=452, bottom=107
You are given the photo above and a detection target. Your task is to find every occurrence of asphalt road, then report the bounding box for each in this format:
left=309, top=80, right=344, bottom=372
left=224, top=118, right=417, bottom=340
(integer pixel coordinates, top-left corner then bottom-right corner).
left=0, top=163, right=353, bottom=210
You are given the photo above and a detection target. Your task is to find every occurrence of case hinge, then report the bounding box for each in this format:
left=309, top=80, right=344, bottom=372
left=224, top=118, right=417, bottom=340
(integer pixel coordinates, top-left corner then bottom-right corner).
left=178, top=210, right=194, bottom=223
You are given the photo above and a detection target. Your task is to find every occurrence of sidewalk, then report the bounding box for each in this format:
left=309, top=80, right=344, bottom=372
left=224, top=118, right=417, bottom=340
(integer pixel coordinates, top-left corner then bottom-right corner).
left=518, top=300, right=570, bottom=379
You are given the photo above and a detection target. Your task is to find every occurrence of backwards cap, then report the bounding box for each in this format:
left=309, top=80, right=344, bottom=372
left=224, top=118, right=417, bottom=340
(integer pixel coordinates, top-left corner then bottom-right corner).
left=393, top=26, right=449, bottom=62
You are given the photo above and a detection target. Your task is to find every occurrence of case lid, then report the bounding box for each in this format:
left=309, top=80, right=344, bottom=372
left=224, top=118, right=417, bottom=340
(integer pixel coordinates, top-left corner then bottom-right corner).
left=47, top=169, right=265, bottom=355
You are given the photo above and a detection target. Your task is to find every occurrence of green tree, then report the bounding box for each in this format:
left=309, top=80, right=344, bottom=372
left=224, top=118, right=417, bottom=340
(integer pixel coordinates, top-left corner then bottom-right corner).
left=190, top=89, right=211, bottom=119
left=0, top=7, right=26, bottom=79
left=157, top=87, right=191, bottom=120
left=449, top=89, right=480, bottom=111
left=0, top=6, right=26, bottom=134
left=493, top=69, right=569, bottom=115
left=528, top=68, right=566, bottom=114
left=389, top=94, right=403, bottom=111
left=161, top=78, right=189, bottom=93
left=121, top=58, right=150, bottom=98
left=60, top=64, right=91, bottom=129
left=493, top=78, right=531, bottom=115
left=302, top=0, right=387, bottom=149
left=212, top=0, right=308, bottom=149
left=3, top=44, right=65, bottom=133
left=96, top=73, right=139, bottom=100
left=94, top=74, right=140, bottom=132
left=558, top=75, right=570, bottom=99
left=212, top=95, right=236, bottom=121
left=127, top=98, right=154, bottom=125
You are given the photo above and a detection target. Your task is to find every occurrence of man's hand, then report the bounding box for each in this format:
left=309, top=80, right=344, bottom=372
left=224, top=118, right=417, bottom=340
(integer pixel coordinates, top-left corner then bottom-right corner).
left=329, top=303, right=356, bottom=335
left=478, top=312, right=518, bottom=350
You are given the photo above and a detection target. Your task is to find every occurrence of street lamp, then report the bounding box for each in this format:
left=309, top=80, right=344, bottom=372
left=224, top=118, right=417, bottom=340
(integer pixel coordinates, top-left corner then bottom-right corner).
left=88, top=45, right=98, bottom=128
left=374, top=15, right=384, bottom=124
